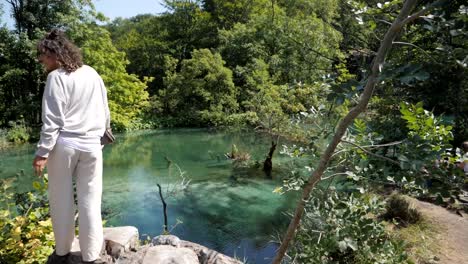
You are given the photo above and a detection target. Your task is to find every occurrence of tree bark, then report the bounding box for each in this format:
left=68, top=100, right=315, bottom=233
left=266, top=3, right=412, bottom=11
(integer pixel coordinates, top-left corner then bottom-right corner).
left=272, top=1, right=435, bottom=263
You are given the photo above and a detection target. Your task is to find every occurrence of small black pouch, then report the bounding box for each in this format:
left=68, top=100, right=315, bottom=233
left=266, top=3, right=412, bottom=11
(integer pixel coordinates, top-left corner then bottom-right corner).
left=101, top=128, right=115, bottom=145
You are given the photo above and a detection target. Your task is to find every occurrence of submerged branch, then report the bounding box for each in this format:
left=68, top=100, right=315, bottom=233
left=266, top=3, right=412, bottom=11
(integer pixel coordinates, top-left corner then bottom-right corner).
left=157, top=184, right=168, bottom=233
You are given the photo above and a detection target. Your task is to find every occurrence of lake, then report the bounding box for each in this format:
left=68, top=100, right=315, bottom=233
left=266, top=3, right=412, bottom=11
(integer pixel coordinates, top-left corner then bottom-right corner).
left=0, top=129, right=305, bottom=263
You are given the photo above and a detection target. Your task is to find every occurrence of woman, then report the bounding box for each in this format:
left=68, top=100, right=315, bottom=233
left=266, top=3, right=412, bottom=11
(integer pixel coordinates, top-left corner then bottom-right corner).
left=32, top=29, right=110, bottom=264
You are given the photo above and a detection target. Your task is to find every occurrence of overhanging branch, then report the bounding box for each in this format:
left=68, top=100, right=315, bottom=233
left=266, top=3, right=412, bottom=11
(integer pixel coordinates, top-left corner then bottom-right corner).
left=341, top=140, right=400, bottom=166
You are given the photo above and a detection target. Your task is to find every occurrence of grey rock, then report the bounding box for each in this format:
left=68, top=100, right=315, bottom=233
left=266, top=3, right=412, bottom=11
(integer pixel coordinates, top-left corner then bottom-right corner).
left=152, top=235, right=181, bottom=247
left=104, top=226, right=139, bottom=258
left=142, top=245, right=199, bottom=264
left=180, top=240, right=243, bottom=264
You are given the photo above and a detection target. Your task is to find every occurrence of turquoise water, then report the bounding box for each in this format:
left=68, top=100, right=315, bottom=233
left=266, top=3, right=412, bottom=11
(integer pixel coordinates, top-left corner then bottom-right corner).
left=0, top=129, right=303, bottom=263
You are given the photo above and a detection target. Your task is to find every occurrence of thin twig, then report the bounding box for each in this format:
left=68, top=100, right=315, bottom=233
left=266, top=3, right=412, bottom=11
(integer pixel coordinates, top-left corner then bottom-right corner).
left=359, top=140, right=404, bottom=148
left=342, top=140, right=400, bottom=165
left=332, top=140, right=404, bottom=157
left=322, top=172, right=350, bottom=180
left=376, top=19, right=393, bottom=25
left=392, top=41, right=437, bottom=61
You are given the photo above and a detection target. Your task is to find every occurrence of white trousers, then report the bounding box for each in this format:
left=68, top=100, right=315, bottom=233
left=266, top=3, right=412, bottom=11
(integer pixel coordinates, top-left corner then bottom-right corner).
left=47, top=143, right=103, bottom=261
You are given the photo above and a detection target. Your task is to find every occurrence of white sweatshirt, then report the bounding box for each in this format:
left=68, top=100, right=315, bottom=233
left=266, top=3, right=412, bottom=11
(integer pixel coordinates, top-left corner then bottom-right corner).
left=36, top=65, right=110, bottom=158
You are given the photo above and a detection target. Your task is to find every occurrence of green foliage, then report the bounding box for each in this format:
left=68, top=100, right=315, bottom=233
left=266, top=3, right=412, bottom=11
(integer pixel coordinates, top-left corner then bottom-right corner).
left=398, top=102, right=453, bottom=170
left=0, top=175, right=54, bottom=264
left=162, top=0, right=218, bottom=60
left=156, top=49, right=239, bottom=126
left=202, top=0, right=269, bottom=29
left=1, top=1, right=151, bottom=132
left=338, top=102, right=465, bottom=202
left=6, top=119, right=31, bottom=144
left=0, top=28, right=43, bottom=128
left=365, top=0, right=468, bottom=145
left=218, top=0, right=343, bottom=84
left=107, top=15, right=170, bottom=95
left=69, top=23, right=151, bottom=131
left=289, top=190, right=409, bottom=264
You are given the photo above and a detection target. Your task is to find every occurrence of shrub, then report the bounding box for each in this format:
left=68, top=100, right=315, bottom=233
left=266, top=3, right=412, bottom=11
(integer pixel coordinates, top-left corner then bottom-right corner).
left=288, top=190, right=408, bottom=264
left=0, top=175, right=54, bottom=264
left=383, top=194, right=421, bottom=227
left=6, top=120, right=31, bottom=144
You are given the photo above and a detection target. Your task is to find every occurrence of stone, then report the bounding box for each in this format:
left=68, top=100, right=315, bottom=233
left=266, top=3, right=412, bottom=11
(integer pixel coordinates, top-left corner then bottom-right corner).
left=152, top=235, right=181, bottom=247
left=142, top=245, right=199, bottom=264
left=180, top=240, right=243, bottom=264
left=104, top=226, right=139, bottom=258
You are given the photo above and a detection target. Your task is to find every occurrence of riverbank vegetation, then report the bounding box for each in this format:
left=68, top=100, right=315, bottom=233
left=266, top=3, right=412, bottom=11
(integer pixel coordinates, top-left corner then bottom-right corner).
left=1, top=0, right=467, bottom=263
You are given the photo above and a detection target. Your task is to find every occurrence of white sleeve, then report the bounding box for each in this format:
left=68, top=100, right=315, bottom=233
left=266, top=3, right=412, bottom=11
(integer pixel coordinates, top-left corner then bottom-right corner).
left=35, top=72, right=66, bottom=158
left=100, top=78, right=111, bottom=129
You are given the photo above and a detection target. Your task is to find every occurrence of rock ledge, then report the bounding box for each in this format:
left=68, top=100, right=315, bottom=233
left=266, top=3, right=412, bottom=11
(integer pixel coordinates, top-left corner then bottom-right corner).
left=64, top=226, right=243, bottom=264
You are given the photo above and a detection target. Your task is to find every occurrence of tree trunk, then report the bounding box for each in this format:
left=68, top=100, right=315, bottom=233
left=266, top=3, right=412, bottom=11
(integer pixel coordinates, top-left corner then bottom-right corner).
left=272, top=1, right=437, bottom=263
left=263, top=141, right=277, bottom=178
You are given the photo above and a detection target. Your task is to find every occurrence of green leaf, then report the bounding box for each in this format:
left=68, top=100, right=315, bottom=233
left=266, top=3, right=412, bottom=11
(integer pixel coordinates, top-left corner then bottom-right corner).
left=32, top=181, right=41, bottom=190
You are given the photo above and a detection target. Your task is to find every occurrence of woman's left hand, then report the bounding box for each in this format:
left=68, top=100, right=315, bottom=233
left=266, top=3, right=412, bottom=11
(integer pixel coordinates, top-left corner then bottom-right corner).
left=33, top=156, right=48, bottom=177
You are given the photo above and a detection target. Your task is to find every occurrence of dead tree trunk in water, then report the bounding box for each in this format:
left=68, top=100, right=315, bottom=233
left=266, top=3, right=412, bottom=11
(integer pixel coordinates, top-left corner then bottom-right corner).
left=272, top=1, right=439, bottom=263
left=157, top=184, right=168, bottom=233
left=263, top=141, right=277, bottom=178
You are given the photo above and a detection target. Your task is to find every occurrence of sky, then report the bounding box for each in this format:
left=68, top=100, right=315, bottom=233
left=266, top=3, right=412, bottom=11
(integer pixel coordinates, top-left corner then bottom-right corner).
left=1, top=0, right=167, bottom=29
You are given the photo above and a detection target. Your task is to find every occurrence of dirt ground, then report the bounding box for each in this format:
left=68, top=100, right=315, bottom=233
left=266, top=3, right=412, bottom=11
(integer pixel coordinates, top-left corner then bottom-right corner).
left=408, top=197, right=468, bottom=264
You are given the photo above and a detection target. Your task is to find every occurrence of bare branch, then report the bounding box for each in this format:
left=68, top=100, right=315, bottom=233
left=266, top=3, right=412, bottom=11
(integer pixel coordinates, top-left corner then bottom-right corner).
left=376, top=19, right=393, bottom=25
left=322, top=172, right=350, bottom=180
left=341, top=140, right=400, bottom=166
left=400, top=0, right=446, bottom=26
left=393, top=41, right=437, bottom=61
left=332, top=140, right=404, bottom=157
left=360, top=140, right=404, bottom=148
left=401, top=6, right=430, bottom=25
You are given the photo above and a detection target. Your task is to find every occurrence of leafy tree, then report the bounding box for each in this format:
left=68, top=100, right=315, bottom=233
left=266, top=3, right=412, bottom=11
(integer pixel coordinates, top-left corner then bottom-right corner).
left=161, top=0, right=218, bottom=61
left=240, top=59, right=290, bottom=132
left=1, top=0, right=150, bottom=132
left=69, top=23, right=151, bottom=131
left=355, top=0, right=468, bottom=145
left=5, top=0, right=77, bottom=37
left=157, top=49, right=238, bottom=126
left=219, top=0, right=343, bottom=85
left=0, top=0, right=92, bottom=129
left=202, top=0, right=269, bottom=29
left=273, top=1, right=436, bottom=262
left=107, top=15, right=169, bottom=95
left=0, top=27, right=43, bottom=127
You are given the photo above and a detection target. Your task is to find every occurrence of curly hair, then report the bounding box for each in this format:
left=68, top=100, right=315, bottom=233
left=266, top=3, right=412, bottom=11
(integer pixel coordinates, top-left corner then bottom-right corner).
left=37, top=29, right=83, bottom=73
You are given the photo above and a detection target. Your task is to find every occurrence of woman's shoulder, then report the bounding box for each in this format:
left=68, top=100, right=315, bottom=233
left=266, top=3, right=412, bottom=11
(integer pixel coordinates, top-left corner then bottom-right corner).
left=78, top=65, right=97, bottom=73
left=72, top=65, right=102, bottom=78
left=46, top=68, right=64, bottom=80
